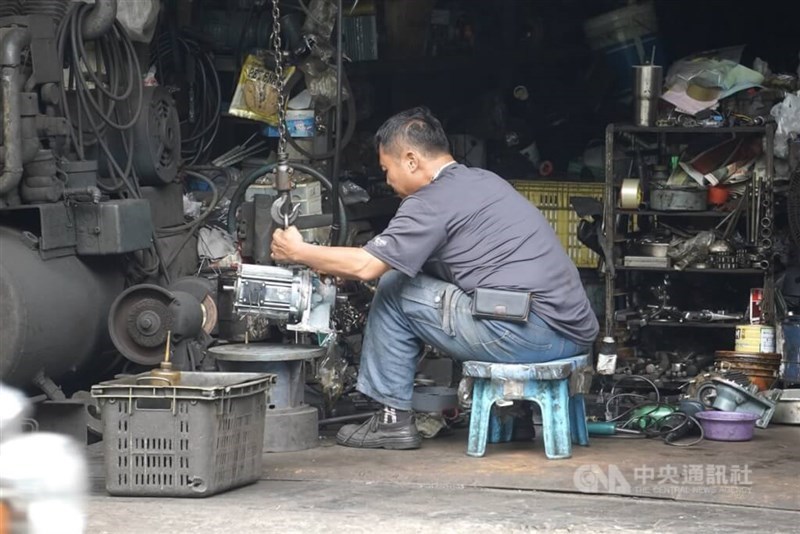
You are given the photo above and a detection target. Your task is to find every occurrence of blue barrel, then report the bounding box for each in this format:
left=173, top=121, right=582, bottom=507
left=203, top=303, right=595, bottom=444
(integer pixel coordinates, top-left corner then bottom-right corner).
left=783, top=317, right=800, bottom=384
left=583, top=2, right=665, bottom=98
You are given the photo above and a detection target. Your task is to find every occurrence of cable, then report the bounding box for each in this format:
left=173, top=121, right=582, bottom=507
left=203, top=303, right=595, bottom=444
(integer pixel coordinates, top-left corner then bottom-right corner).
left=57, top=3, right=144, bottom=197
left=656, top=412, right=705, bottom=447
left=151, top=32, right=222, bottom=165
left=157, top=170, right=222, bottom=236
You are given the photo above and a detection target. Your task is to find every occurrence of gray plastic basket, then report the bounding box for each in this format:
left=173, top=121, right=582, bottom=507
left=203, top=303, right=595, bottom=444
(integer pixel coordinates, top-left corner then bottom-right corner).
left=91, top=372, right=274, bottom=497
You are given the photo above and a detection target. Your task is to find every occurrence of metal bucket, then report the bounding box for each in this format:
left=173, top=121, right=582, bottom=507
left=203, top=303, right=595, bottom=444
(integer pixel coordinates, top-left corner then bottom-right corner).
left=715, top=351, right=781, bottom=390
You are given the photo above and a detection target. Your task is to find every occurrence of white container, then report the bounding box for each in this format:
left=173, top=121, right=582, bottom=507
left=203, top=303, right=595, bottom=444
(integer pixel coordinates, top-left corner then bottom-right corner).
left=735, top=324, right=776, bottom=353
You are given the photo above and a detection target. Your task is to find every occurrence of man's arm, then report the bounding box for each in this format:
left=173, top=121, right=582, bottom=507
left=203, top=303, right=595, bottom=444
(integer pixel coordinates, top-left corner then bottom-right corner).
left=271, top=226, right=391, bottom=281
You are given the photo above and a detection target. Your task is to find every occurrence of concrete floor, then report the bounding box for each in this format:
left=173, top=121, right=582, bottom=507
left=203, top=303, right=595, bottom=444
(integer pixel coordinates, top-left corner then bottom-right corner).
left=87, top=479, right=800, bottom=534
left=86, top=425, right=800, bottom=533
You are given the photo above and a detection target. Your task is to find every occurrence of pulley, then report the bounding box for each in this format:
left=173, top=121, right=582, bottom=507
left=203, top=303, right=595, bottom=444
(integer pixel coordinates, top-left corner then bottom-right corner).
left=108, top=278, right=216, bottom=366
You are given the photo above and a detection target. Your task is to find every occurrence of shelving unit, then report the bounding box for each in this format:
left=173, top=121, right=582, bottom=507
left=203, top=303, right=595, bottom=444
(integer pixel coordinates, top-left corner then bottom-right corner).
left=601, top=123, right=777, bottom=339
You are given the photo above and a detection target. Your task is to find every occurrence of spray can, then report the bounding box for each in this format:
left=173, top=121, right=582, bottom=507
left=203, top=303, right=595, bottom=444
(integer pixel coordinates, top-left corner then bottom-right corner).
left=597, top=336, right=618, bottom=375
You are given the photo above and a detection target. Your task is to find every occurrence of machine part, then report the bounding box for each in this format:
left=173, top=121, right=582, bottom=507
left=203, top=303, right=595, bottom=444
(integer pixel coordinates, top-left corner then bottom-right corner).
left=650, top=188, right=707, bottom=211
left=107, top=279, right=214, bottom=367
left=0, top=27, right=32, bottom=197
left=636, top=241, right=670, bottom=258
left=227, top=160, right=348, bottom=246
left=271, top=193, right=301, bottom=227
left=73, top=199, right=153, bottom=255
left=0, top=226, right=125, bottom=387
left=232, top=263, right=336, bottom=334
left=623, top=256, right=669, bottom=268
left=682, top=310, right=743, bottom=322
left=708, top=377, right=781, bottom=429
left=772, top=389, right=800, bottom=425
left=19, top=0, right=70, bottom=23
left=81, top=0, right=117, bottom=40
left=127, top=86, right=181, bottom=185
left=210, top=343, right=326, bottom=452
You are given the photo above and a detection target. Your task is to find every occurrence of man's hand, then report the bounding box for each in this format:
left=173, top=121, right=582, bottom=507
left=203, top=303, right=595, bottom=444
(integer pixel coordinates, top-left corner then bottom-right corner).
left=270, top=227, right=390, bottom=281
left=271, top=226, right=306, bottom=263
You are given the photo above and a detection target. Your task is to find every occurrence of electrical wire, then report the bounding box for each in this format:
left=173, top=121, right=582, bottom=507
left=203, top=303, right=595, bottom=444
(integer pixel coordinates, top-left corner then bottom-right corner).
left=57, top=3, right=144, bottom=197
left=601, top=375, right=705, bottom=446
left=152, top=33, right=222, bottom=166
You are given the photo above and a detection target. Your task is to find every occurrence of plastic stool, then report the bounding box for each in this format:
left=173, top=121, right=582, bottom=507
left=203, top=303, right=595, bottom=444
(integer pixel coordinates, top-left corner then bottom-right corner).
left=463, top=354, right=591, bottom=459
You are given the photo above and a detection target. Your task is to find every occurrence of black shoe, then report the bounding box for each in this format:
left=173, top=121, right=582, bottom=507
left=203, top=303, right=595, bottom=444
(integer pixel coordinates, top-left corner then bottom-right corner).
left=336, top=413, right=422, bottom=450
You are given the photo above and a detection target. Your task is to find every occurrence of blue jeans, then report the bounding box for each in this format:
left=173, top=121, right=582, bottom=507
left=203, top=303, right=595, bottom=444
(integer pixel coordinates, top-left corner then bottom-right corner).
left=357, top=272, right=591, bottom=410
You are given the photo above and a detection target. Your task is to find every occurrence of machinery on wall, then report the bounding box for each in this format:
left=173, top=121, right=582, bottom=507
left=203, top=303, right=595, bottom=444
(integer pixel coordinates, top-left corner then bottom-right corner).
left=0, top=0, right=361, bottom=415
left=0, top=0, right=193, bottom=390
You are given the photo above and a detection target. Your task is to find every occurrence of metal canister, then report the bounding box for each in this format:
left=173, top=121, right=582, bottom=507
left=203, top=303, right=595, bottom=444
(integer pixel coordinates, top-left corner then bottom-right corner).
left=735, top=324, right=776, bottom=353
left=633, top=65, right=662, bottom=127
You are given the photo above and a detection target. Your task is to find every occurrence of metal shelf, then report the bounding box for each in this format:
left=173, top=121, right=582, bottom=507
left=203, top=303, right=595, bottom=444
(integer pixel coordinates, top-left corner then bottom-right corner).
left=637, top=321, right=738, bottom=329
left=611, top=124, right=769, bottom=134
left=603, top=122, right=776, bottom=337
left=616, top=266, right=763, bottom=274
left=616, top=209, right=730, bottom=217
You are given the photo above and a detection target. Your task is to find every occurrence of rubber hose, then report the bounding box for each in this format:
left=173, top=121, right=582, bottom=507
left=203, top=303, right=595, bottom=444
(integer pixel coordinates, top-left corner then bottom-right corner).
left=226, top=162, right=348, bottom=246
left=285, top=70, right=356, bottom=161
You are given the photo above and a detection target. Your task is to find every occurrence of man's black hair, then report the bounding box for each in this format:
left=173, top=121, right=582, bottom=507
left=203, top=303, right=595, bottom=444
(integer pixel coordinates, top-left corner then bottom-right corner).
left=374, top=107, right=450, bottom=156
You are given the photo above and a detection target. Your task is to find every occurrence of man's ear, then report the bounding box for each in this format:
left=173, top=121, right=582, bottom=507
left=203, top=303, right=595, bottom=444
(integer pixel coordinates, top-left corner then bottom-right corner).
left=405, top=150, right=419, bottom=173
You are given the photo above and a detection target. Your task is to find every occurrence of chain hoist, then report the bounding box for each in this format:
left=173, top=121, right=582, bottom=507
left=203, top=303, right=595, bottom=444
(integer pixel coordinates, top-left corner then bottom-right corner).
left=270, top=0, right=299, bottom=228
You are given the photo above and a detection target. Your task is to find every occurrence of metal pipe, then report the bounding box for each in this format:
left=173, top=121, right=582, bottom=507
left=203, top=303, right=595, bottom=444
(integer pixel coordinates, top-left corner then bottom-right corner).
left=0, top=28, right=31, bottom=196
left=82, top=0, right=118, bottom=40
left=329, top=0, right=344, bottom=244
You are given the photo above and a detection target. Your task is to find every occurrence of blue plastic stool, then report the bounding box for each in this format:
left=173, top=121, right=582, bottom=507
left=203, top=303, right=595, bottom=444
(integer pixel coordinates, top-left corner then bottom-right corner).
left=463, top=354, right=592, bottom=460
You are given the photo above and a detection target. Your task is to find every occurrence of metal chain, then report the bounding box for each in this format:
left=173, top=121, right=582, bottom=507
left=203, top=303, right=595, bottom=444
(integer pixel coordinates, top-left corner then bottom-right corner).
left=271, top=0, right=288, bottom=160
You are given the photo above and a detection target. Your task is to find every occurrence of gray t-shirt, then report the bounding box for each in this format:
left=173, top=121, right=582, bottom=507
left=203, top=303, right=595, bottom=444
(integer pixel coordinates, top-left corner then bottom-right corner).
left=363, top=163, right=599, bottom=346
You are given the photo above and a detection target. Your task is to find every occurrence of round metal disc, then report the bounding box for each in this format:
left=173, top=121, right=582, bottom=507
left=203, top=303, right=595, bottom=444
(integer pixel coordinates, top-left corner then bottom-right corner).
left=208, top=343, right=326, bottom=362
left=201, top=294, right=218, bottom=335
